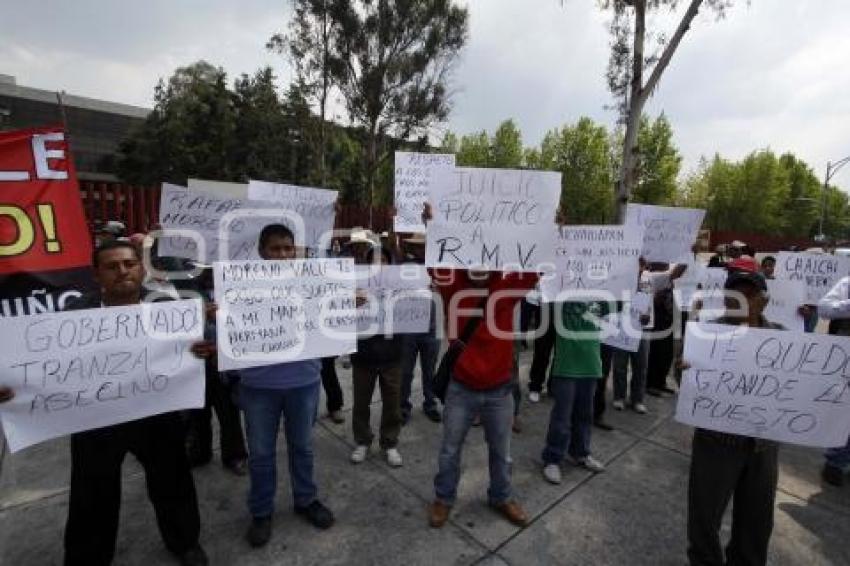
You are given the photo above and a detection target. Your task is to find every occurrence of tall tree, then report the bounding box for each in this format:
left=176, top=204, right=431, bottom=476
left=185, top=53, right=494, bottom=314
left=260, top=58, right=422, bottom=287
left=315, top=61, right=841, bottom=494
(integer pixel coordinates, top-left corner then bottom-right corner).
left=632, top=113, right=682, bottom=204
left=327, top=0, right=469, bottom=226
left=599, top=0, right=736, bottom=220
left=489, top=119, right=524, bottom=168
left=268, top=0, right=336, bottom=185
left=119, top=61, right=236, bottom=185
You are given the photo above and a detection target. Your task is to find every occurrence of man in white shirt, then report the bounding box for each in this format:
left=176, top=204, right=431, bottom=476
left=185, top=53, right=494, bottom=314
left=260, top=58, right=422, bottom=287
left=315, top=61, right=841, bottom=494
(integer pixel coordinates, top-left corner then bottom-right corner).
left=817, top=276, right=850, bottom=487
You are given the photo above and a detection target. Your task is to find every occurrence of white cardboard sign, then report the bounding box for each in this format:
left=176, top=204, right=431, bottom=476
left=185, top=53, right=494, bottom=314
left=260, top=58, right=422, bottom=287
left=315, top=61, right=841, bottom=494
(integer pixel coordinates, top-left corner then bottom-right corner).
left=394, top=152, right=455, bottom=233
left=539, top=225, right=643, bottom=302
left=764, top=279, right=807, bottom=332
left=213, top=258, right=357, bottom=371
left=0, top=300, right=205, bottom=452
left=158, top=179, right=337, bottom=261
left=774, top=252, right=850, bottom=304
left=625, top=204, right=706, bottom=263
left=355, top=265, right=432, bottom=335
left=425, top=167, right=561, bottom=272
left=676, top=321, right=850, bottom=447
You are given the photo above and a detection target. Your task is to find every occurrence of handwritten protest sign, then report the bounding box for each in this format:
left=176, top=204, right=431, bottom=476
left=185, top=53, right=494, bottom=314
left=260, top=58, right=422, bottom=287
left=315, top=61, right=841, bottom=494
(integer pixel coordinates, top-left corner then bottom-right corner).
left=248, top=179, right=338, bottom=248
left=539, top=225, right=643, bottom=302
left=0, top=299, right=204, bottom=452
left=425, top=167, right=561, bottom=272
left=625, top=204, right=706, bottom=263
left=676, top=321, right=850, bottom=447
left=159, top=179, right=336, bottom=261
left=394, top=152, right=455, bottom=233
left=356, top=264, right=432, bottom=335
left=676, top=267, right=727, bottom=318
left=213, top=258, right=357, bottom=371
left=601, top=293, right=652, bottom=352
left=774, top=251, right=850, bottom=304
left=763, top=279, right=807, bottom=331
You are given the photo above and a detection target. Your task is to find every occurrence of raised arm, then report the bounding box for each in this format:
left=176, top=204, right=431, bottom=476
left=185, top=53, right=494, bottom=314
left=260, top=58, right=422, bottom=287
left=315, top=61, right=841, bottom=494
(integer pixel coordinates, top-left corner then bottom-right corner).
left=818, top=276, right=850, bottom=320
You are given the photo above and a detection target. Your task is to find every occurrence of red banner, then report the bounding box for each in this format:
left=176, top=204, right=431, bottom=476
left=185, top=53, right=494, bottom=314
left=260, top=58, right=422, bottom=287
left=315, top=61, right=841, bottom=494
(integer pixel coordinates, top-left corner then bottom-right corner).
left=0, top=126, right=94, bottom=317
left=0, top=125, right=91, bottom=275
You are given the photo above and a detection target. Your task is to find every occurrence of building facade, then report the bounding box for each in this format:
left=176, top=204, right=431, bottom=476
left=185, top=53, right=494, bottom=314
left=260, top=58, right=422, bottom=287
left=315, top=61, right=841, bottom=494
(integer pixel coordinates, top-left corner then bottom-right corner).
left=0, top=74, right=149, bottom=180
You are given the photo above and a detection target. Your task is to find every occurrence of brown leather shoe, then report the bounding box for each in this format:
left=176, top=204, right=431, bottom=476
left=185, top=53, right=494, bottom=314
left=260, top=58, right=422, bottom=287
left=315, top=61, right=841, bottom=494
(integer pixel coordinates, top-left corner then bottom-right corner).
left=492, top=500, right=528, bottom=527
left=428, top=500, right=451, bottom=528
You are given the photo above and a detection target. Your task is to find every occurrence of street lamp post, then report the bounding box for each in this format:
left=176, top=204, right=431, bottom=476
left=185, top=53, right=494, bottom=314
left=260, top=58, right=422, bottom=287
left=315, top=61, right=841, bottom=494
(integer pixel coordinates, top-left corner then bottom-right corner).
left=818, top=155, right=850, bottom=241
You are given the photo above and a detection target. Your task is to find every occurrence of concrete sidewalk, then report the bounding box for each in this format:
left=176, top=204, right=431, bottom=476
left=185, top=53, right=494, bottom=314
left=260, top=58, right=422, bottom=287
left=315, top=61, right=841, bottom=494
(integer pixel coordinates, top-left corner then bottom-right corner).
left=1, top=351, right=849, bottom=565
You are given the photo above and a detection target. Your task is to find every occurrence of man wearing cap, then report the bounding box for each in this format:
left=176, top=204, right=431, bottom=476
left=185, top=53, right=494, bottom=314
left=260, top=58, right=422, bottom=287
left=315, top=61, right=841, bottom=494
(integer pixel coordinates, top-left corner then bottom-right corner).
left=686, top=265, right=784, bottom=566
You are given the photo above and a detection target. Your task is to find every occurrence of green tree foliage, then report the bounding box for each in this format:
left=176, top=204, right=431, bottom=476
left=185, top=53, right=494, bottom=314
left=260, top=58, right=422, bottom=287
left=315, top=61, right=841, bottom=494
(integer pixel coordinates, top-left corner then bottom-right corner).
left=632, top=114, right=682, bottom=205
left=119, top=61, right=236, bottom=185
left=680, top=150, right=850, bottom=239
left=327, top=0, right=469, bottom=211
left=489, top=119, right=523, bottom=168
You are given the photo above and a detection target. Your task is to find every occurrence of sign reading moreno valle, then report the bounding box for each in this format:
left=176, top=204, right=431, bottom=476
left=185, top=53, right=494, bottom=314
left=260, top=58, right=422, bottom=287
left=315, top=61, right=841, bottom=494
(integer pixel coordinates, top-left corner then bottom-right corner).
left=0, top=299, right=205, bottom=452
left=425, top=167, right=561, bottom=272
left=676, top=322, right=850, bottom=447
left=213, top=258, right=357, bottom=371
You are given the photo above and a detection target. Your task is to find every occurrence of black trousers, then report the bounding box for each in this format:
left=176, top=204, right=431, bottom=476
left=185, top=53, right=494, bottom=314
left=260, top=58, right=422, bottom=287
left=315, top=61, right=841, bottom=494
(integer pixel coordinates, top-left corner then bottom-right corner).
left=528, top=304, right=555, bottom=393
left=594, top=344, right=614, bottom=420
left=64, top=413, right=201, bottom=566
left=687, top=430, right=778, bottom=566
left=646, top=331, right=676, bottom=391
left=187, top=362, right=247, bottom=465
left=321, top=356, right=344, bottom=413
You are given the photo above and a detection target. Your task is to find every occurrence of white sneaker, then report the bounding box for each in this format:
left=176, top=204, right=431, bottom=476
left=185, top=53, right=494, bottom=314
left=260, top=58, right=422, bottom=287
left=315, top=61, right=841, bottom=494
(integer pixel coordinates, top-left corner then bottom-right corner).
left=612, top=399, right=625, bottom=411
left=350, top=445, right=368, bottom=464
left=385, top=448, right=403, bottom=468
left=529, top=391, right=541, bottom=403
left=633, top=403, right=648, bottom=414
left=578, top=455, right=606, bottom=473
left=542, top=464, right=562, bottom=485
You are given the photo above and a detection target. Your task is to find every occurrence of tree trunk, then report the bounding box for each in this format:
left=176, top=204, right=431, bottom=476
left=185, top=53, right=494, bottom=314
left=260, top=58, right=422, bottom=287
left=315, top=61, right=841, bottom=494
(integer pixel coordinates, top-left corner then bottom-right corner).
left=366, top=121, right=378, bottom=229
left=319, top=2, right=329, bottom=187
left=615, top=0, right=646, bottom=222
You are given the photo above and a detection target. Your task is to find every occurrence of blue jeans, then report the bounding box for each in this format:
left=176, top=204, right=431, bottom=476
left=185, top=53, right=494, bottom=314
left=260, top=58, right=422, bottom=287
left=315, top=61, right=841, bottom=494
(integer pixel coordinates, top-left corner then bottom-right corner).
left=825, top=436, right=850, bottom=471
left=434, top=380, right=514, bottom=506
left=612, top=337, right=649, bottom=404
left=401, top=333, right=440, bottom=413
left=542, top=378, right=597, bottom=465
left=239, top=381, right=320, bottom=518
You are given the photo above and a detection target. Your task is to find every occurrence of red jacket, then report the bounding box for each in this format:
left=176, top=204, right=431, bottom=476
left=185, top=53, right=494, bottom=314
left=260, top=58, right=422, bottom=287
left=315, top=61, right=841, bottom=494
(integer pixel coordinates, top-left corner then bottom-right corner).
left=430, top=269, right=538, bottom=390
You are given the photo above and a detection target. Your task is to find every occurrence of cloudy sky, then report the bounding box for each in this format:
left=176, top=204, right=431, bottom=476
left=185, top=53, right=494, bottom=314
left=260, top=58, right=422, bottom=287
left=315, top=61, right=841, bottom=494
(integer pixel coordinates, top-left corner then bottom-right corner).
left=2, top=0, right=849, bottom=187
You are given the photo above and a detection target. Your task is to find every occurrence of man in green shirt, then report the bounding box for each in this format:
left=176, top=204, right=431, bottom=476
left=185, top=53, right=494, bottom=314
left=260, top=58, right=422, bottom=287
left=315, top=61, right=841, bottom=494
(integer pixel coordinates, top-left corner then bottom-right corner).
left=541, top=301, right=609, bottom=484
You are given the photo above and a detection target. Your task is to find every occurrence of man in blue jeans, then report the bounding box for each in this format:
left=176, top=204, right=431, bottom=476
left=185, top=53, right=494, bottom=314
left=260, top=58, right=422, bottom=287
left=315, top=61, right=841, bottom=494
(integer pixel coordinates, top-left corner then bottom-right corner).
left=238, top=224, right=334, bottom=547
left=400, top=234, right=442, bottom=424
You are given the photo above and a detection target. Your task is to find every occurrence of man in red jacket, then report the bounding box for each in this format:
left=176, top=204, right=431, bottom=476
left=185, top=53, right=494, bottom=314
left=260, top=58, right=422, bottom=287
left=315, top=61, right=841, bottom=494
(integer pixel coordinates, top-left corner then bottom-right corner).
left=424, top=208, right=538, bottom=529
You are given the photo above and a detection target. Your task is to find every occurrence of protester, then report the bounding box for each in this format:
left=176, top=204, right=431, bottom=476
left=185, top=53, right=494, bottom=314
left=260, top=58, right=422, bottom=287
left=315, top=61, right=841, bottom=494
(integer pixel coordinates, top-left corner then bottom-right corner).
left=760, top=255, right=776, bottom=279
left=611, top=259, right=653, bottom=413
left=593, top=344, right=615, bottom=430
left=541, top=300, right=609, bottom=485
left=645, top=262, right=688, bottom=396
left=350, top=245, right=406, bottom=467
left=686, top=265, right=782, bottom=566
left=185, top=264, right=248, bottom=476
left=238, top=224, right=334, bottom=548
left=399, top=233, right=442, bottom=424
left=816, top=275, right=850, bottom=487
left=321, top=357, right=346, bottom=423
left=423, top=205, right=536, bottom=529
left=527, top=299, right=555, bottom=402
left=61, top=240, right=207, bottom=566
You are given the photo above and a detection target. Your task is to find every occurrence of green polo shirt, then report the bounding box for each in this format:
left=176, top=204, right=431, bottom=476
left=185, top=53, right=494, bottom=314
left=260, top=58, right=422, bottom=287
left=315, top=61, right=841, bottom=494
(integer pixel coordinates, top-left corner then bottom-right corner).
left=550, top=301, right=609, bottom=379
